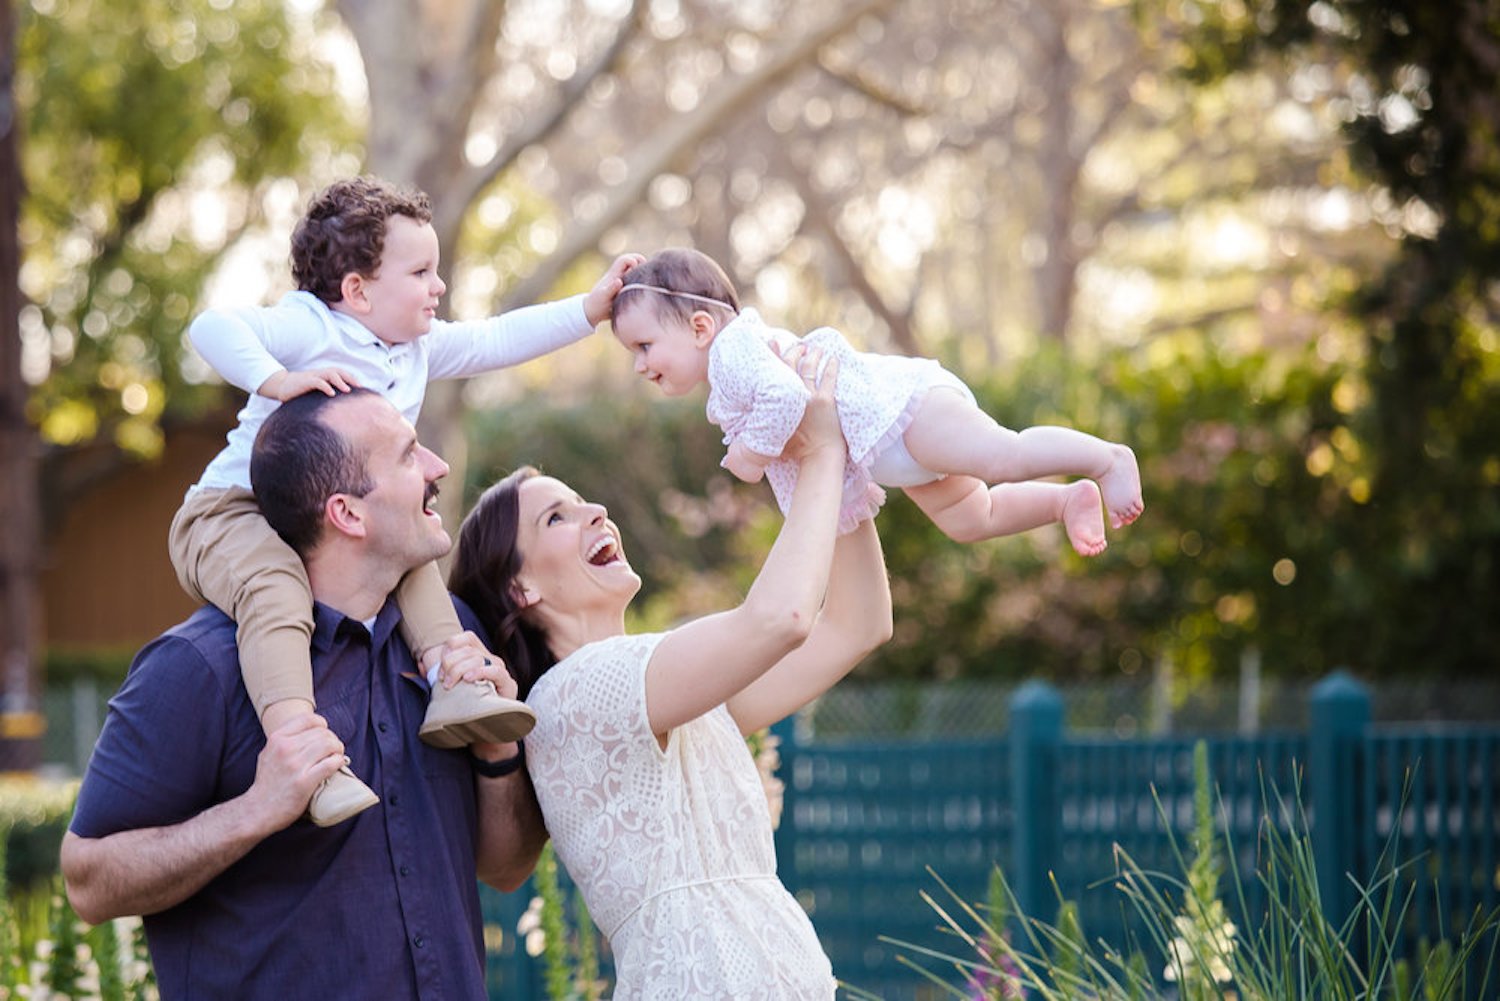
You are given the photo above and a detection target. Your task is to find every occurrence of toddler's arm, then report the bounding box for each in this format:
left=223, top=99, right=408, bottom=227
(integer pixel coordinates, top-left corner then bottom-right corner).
left=188, top=308, right=290, bottom=398
left=582, top=253, right=645, bottom=326
left=257, top=368, right=361, bottom=402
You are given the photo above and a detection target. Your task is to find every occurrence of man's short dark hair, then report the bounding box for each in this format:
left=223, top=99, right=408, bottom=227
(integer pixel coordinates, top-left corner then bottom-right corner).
left=251, top=390, right=377, bottom=556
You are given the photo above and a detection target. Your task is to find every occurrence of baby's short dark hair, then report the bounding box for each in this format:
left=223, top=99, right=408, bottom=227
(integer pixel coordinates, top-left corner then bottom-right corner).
left=290, top=176, right=432, bottom=304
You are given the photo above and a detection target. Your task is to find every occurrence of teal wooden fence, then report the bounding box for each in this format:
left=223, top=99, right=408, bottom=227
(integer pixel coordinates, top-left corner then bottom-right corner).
left=480, top=671, right=1500, bottom=998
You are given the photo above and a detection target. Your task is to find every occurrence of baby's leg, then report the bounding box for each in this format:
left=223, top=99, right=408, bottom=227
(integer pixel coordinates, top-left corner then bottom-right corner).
left=902, top=390, right=1144, bottom=528
left=906, top=475, right=1107, bottom=556
left=397, top=561, right=536, bottom=748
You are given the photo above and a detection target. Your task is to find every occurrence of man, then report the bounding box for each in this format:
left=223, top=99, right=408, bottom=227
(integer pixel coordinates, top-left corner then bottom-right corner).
left=61, top=388, right=546, bottom=999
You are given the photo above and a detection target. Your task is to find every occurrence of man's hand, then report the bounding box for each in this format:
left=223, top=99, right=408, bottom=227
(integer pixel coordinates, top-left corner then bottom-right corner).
left=241, top=715, right=347, bottom=832
left=583, top=253, right=647, bottom=327
left=433, top=631, right=520, bottom=700
left=257, top=368, right=360, bottom=402
left=436, top=631, right=527, bottom=765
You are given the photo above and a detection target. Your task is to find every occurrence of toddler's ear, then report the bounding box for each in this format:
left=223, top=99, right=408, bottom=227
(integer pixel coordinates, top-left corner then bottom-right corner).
left=338, top=271, right=372, bottom=314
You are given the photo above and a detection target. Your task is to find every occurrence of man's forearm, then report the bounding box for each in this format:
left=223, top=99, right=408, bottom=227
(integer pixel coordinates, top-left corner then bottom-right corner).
left=473, top=754, right=549, bottom=892
left=62, top=797, right=272, bottom=925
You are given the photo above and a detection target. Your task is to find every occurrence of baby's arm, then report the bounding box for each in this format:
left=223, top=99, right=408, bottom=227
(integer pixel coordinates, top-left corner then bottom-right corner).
left=710, top=326, right=811, bottom=472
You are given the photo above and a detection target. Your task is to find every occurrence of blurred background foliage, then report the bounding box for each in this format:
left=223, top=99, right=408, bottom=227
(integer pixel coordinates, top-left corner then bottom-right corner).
left=6, top=0, right=1498, bottom=701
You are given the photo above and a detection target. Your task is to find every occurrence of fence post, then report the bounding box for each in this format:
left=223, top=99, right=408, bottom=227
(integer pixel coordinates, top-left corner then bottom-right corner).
left=1010, top=681, right=1063, bottom=920
left=1308, top=670, right=1370, bottom=931
left=770, top=715, right=799, bottom=888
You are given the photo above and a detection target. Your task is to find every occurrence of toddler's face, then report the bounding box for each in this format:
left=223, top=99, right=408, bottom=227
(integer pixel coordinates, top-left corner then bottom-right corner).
left=359, top=215, right=446, bottom=346
left=613, top=302, right=710, bottom=397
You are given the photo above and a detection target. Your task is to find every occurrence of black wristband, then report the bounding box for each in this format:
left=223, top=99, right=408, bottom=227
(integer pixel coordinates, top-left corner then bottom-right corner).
left=470, top=745, right=525, bottom=778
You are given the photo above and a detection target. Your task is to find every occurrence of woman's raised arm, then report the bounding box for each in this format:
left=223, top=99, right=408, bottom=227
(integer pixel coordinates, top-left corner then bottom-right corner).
left=727, top=516, right=891, bottom=735
left=643, top=357, right=847, bottom=737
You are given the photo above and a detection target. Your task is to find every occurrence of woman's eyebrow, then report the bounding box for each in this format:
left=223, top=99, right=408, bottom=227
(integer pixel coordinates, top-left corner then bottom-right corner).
left=536, top=499, right=563, bottom=525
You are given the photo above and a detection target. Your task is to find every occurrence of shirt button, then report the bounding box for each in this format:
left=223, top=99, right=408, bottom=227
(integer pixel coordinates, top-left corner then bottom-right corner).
left=389, top=793, right=400, bottom=806
left=413, top=935, right=425, bottom=949
left=378, top=721, right=389, bottom=733
left=400, top=864, right=411, bottom=877
left=387, top=381, right=396, bottom=390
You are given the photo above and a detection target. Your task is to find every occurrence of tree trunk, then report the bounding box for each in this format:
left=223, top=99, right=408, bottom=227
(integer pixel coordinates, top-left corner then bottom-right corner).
left=0, top=0, right=44, bottom=769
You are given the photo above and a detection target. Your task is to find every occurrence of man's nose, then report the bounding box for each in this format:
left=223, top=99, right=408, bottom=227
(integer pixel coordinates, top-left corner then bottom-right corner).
left=421, top=446, right=450, bottom=479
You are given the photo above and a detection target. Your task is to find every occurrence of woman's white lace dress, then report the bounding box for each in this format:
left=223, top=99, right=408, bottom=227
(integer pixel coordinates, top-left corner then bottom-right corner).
left=525, top=632, right=837, bottom=1000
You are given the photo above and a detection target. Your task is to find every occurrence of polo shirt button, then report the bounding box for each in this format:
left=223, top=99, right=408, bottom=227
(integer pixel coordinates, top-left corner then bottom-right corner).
left=400, top=864, right=411, bottom=876
left=413, top=935, right=425, bottom=949
left=378, top=721, right=389, bottom=733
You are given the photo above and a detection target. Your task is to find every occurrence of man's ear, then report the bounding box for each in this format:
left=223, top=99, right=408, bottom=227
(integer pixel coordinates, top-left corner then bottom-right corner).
left=325, top=493, right=368, bottom=540
left=339, top=271, right=373, bottom=315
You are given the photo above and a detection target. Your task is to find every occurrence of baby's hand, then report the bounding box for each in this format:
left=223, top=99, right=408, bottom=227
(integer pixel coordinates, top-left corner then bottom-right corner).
left=258, top=368, right=360, bottom=402
left=583, top=253, right=647, bottom=326
left=723, top=440, right=772, bottom=483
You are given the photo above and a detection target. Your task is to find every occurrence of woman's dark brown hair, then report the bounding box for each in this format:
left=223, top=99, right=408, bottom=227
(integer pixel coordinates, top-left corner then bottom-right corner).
left=448, top=466, right=557, bottom=699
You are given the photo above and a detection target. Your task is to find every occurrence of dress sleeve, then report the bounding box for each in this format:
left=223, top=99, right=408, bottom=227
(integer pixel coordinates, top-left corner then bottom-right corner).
left=707, top=325, right=808, bottom=458
left=69, top=637, right=230, bottom=838
left=525, top=635, right=667, bottom=788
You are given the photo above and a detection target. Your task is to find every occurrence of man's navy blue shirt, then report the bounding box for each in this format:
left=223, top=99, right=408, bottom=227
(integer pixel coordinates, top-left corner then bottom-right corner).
left=70, top=598, right=490, bottom=1000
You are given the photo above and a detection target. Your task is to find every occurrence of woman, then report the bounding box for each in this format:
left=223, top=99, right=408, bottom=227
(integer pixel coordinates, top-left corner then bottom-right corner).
left=450, top=357, right=892, bottom=999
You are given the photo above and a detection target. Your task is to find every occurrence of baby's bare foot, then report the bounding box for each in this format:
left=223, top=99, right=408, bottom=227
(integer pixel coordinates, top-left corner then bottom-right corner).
left=1099, top=444, right=1144, bottom=529
left=1061, top=480, right=1107, bottom=557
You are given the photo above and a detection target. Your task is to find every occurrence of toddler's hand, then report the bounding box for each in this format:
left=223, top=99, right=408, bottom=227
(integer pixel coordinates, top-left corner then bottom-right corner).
left=258, top=368, right=360, bottom=402
left=583, top=253, right=647, bottom=326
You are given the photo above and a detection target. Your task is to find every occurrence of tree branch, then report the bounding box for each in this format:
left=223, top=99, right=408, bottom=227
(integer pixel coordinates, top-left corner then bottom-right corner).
left=496, top=0, right=899, bottom=311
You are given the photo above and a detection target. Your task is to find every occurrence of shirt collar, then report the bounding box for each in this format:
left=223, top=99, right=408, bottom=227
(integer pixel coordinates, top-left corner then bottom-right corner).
left=310, top=597, right=403, bottom=654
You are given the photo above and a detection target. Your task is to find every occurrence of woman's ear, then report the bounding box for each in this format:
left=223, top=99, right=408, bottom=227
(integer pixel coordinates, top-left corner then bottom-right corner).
left=510, top=579, right=540, bottom=609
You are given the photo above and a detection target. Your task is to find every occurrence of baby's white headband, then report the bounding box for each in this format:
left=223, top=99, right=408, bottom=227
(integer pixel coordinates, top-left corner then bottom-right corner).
left=618, top=283, right=735, bottom=312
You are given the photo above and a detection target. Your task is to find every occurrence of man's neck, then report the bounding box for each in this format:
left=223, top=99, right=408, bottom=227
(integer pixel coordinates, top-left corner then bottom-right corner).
left=304, top=551, right=402, bottom=623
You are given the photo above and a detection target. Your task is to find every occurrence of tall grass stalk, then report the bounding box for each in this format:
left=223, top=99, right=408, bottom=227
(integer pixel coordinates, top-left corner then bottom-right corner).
left=852, top=743, right=1500, bottom=1001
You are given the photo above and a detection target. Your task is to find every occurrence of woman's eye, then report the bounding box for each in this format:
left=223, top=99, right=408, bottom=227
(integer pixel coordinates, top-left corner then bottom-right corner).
left=547, top=512, right=563, bottom=525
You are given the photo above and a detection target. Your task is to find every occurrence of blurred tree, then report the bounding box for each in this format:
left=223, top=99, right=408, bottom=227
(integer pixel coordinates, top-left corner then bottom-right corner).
left=4, top=0, right=352, bottom=733
left=1140, top=0, right=1500, bottom=677
left=3, top=0, right=44, bottom=753
left=331, top=0, right=897, bottom=530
